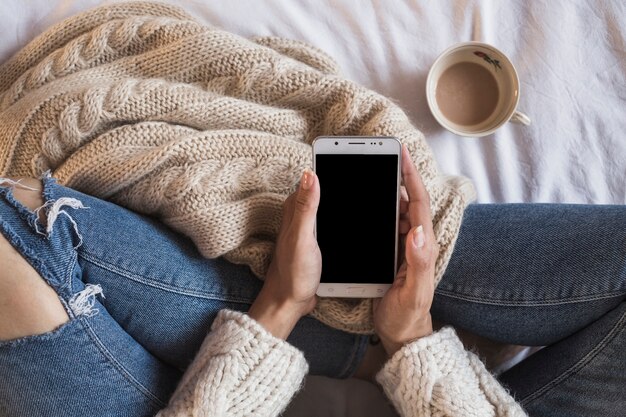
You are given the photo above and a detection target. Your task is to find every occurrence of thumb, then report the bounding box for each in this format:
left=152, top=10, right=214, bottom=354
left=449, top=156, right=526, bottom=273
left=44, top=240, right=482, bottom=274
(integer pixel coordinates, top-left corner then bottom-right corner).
left=404, top=225, right=431, bottom=285
left=291, top=169, right=320, bottom=234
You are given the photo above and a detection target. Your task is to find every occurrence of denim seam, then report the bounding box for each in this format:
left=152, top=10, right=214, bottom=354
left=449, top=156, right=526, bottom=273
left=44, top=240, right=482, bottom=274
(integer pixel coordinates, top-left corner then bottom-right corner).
left=0, top=185, right=41, bottom=228
left=0, top=316, right=167, bottom=407
left=62, top=250, right=78, bottom=294
left=41, top=172, right=57, bottom=203
left=0, top=318, right=76, bottom=348
left=79, top=317, right=167, bottom=408
left=78, top=251, right=255, bottom=305
left=336, top=334, right=369, bottom=379
left=353, top=335, right=372, bottom=377
left=519, top=306, right=626, bottom=406
left=435, top=288, right=626, bottom=307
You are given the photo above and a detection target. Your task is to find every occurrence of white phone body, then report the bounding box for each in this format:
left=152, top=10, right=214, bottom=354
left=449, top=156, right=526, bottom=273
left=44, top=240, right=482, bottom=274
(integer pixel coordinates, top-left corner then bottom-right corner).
left=313, top=136, right=401, bottom=298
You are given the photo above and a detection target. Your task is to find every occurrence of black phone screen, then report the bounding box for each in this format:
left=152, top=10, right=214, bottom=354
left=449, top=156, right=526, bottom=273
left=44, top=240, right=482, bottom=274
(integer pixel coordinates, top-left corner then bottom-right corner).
left=315, top=154, right=398, bottom=284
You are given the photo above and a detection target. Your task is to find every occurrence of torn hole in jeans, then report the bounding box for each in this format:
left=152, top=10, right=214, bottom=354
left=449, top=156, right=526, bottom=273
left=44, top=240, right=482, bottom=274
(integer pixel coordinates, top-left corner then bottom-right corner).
left=69, top=284, right=105, bottom=318
left=0, top=176, right=89, bottom=248
left=0, top=283, right=105, bottom=346
left=33, top=197, right=89, bottom=247
left=0, top=178, right=40, bottom=191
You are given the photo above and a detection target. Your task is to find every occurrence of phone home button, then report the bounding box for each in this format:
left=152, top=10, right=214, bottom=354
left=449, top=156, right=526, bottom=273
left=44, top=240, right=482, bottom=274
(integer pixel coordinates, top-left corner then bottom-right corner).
left=347, top=286, right=365, bottom=295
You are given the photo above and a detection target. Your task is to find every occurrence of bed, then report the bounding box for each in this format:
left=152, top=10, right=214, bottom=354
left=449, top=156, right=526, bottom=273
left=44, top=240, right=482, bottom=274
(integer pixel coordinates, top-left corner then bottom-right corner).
left=1, top=1, right=624, bottom=415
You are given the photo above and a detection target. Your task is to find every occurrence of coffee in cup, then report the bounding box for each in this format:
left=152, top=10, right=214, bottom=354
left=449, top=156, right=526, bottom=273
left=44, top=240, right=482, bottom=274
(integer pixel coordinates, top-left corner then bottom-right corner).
left=426, top=42, right=530, bottom=137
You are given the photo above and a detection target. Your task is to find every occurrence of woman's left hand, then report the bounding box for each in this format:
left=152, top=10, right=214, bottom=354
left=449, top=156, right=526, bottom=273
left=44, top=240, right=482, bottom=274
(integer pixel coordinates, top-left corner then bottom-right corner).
left=248, top=169, right=322, bottom=339
left=372, top=145, right=438, bottom=357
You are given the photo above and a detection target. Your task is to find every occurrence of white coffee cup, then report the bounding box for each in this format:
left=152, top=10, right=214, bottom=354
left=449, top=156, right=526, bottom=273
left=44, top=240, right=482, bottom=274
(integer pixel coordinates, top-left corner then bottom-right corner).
left=426, top=42, right=530, bottom=137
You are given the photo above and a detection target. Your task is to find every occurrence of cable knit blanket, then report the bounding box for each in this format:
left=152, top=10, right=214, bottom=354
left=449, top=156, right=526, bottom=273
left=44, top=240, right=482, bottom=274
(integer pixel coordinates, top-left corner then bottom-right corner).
left=0, top=1, right=474, bottom=334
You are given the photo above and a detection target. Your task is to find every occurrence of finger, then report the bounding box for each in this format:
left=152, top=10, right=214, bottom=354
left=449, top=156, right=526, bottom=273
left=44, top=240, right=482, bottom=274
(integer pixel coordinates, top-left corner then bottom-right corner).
left=279, top=193, right=296, bottom=236
left=401, top=145, right=433, bottom=234
left=399, top=186, right=409, bottom=214
left=397, top=234, right=406, bottom=267
left=393, top=276, right=406, bottom=288
left=399, top=219, right=410, bottom=235
left=404, top=225, right=435, bottom=289
left=399, top=198, right=408, bottom=214
left=400, top=186, right=409, bottom=201
left=289, top=169, right=320, bottom=236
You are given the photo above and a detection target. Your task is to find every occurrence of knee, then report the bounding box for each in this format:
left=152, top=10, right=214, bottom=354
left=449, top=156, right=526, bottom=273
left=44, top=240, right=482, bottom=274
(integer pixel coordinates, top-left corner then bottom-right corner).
left=2, top=177, right=46, bottom=225
left=6, top=177, right=44, bottom=210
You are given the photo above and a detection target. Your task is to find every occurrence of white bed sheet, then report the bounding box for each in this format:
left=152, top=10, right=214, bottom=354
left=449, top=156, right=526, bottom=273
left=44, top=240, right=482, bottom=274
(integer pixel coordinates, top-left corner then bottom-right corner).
left=1, top=0, right=624, bottom=205
left=1, top=1, right=624, bottom=416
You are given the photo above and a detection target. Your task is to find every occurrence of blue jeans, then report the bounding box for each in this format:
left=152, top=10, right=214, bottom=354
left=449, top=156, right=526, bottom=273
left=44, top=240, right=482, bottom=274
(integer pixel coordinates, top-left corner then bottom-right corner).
left=434, top=204, right=626, bottom=416
left=0, top=176, right=369, bottom=416
left=0, top=177, right=624, bottom=416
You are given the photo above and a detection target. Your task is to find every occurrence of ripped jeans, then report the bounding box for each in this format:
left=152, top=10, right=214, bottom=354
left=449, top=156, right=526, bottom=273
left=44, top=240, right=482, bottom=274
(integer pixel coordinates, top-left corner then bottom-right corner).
left=0, top=175, right=625, bottom=417
left=0, top=175, right=370, bottom=416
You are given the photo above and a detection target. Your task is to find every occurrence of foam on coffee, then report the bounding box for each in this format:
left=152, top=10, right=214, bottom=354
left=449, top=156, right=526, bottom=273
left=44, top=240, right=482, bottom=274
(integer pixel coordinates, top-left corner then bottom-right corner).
left=435, top=62, right=499, bottom=127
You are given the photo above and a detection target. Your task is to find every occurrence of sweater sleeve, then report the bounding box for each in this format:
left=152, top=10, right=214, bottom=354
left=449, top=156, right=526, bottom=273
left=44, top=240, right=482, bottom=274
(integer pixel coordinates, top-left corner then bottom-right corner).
left=376, top=327, right=528, bottom=417
left=156, top=309, right=308, bottom=417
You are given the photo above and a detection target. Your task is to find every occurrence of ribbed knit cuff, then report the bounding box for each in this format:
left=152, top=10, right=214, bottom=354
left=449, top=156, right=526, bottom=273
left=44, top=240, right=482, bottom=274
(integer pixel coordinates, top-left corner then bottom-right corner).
left=159, top=309, right=308, bottom=417
left=375, top=327, right=468, bottom=417
left=210, top=307, right=309, bottom=377
left=213, top=309, right=309, bottom=411
left=376, top=327, right=463, bottom=389
left=211, top=308, right=309, bottom=361
left=375, top=327, right=527, bottom=417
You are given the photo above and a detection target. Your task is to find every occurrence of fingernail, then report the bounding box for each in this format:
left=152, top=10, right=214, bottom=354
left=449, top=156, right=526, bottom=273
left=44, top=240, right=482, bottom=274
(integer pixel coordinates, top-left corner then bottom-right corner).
left=301, top=169, right=313, bottom=190
left=413, top=225, right=425, bottom=248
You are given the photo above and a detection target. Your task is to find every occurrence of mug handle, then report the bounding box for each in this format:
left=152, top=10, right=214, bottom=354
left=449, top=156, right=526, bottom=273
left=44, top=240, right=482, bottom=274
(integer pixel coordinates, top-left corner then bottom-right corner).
left=510, top=110, right=531, bottom=126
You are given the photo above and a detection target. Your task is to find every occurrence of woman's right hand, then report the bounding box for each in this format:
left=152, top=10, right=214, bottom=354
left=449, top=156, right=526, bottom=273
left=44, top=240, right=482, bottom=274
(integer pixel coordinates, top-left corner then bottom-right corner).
left=373, top=145, right=439, bottom=357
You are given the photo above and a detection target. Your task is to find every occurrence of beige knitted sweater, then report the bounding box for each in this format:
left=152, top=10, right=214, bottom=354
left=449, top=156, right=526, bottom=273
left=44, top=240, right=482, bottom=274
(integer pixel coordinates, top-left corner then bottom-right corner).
left=0, top=2, right=475, bottom=334
left=157, top=309, right=527, bottom=417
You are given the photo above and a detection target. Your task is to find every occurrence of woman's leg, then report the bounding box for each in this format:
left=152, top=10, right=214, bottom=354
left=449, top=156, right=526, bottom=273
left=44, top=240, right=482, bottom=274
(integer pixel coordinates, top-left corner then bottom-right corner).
left=8, top=176, right=370, bottom=379
left=500, top=300, right=625, bottom=416
left=433, top=203, right=626, bottom=345
left=432, top=203, right=626, bottom=416
left=0, top=178, right=180, bottom=417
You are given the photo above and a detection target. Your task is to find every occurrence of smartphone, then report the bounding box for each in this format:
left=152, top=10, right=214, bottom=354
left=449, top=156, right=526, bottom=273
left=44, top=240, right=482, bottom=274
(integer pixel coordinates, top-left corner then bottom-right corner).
left=313, top=136, right=401, bottom=298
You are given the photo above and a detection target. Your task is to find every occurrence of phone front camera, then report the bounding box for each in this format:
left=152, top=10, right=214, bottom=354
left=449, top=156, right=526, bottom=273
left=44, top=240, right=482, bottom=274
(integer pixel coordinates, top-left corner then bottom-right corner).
left=335, top=141, right=338, bottom=145
left=379, top=141, right=383, bottom=145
